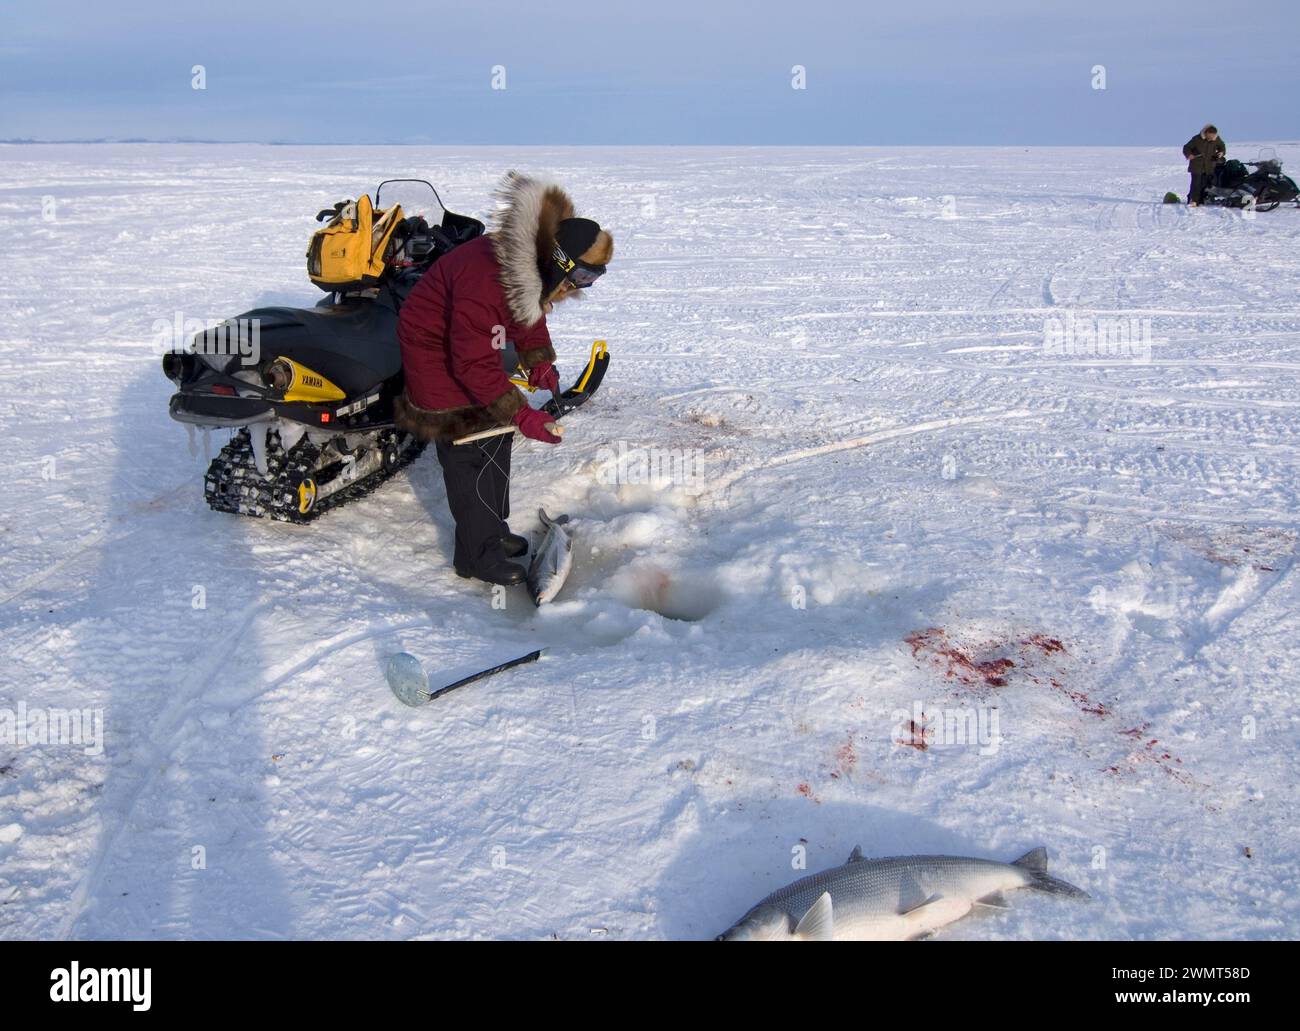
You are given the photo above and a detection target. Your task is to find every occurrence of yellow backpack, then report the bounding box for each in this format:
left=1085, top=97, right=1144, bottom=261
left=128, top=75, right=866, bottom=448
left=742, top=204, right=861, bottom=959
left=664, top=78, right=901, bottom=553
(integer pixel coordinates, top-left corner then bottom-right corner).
left=306, top=194, right=404, bottom=291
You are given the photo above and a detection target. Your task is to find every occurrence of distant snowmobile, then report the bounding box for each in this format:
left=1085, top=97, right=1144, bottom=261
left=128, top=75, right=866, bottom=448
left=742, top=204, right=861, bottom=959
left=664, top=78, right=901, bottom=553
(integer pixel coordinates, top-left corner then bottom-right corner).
left=1202, top=150, right=1300, bottom=212
left=162, top=179, right=609, bottom=523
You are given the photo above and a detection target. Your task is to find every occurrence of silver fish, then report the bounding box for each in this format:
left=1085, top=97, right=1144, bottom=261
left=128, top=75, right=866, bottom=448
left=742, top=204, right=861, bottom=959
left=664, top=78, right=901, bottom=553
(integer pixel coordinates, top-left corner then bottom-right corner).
left=719, top=846, right=1088, bottom=941
left=526, top=508, right=572, bottom=606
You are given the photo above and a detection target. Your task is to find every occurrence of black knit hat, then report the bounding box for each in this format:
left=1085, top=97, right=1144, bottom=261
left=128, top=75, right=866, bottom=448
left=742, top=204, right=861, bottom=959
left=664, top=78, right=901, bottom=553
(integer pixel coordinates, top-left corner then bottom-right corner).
left=556, top=217, right=601, bottom=259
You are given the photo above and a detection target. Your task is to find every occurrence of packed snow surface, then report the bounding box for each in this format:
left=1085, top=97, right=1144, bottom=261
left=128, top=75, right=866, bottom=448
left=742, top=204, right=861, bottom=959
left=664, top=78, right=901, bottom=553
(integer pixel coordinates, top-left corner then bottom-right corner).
left=2, top=144, right=1298, bottom=939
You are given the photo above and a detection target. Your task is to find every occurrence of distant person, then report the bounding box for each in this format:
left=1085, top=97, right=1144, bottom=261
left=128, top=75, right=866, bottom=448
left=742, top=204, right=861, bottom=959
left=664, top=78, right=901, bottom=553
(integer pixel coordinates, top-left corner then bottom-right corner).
left=1182, top=124, right=1225, bottom=206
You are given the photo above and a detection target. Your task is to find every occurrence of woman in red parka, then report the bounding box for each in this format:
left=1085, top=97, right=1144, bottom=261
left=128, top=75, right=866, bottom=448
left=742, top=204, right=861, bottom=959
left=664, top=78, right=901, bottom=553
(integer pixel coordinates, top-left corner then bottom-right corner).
left=395, top=171, right=613, bottom=586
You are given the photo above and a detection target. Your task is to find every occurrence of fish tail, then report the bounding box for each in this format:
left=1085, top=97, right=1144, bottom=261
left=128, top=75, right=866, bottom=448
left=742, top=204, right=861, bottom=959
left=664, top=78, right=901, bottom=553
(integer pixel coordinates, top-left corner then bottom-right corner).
left=537, top=508, right=571, bottom=528
left=1013, top=847, right=1090, bottom=899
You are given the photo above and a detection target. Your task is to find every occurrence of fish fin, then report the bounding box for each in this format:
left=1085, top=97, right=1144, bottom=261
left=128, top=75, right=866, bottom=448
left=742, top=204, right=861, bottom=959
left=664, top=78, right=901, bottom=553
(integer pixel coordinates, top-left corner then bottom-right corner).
left=1012, top=846, right=1049, bottom=874
left=846, top=845, right=865, bottom=863
left=973, top=891, right=1009, bottom=910
left=793, top=892, right=834, bottom=941
left=1013, top=847, right=1090, bottom=899
left=899, top=891, right=945, bottom=917
left=897, top=872, right=929, bottom=913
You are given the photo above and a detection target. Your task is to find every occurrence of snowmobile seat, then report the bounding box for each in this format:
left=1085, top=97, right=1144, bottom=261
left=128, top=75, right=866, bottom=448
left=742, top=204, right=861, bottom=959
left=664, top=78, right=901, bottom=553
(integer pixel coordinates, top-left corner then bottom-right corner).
left=240, top=299, right=402, bottom=394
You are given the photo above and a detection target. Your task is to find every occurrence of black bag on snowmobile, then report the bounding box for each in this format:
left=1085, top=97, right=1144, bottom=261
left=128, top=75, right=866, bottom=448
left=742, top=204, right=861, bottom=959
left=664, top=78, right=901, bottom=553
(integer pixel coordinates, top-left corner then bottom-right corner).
left=1216, top=159, right=1248, bottom=189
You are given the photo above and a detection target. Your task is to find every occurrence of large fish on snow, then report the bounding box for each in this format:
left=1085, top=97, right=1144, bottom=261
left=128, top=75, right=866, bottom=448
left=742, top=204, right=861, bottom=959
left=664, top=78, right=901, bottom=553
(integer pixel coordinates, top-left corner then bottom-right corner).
left=526, top=508, right=572, bottom=606
left=719, top=846, right=1088, bottom=941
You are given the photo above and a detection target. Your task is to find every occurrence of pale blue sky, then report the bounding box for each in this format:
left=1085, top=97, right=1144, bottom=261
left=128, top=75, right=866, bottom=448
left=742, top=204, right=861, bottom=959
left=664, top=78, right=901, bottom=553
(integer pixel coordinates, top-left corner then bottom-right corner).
left=2, top=0, right=1296, bottom=144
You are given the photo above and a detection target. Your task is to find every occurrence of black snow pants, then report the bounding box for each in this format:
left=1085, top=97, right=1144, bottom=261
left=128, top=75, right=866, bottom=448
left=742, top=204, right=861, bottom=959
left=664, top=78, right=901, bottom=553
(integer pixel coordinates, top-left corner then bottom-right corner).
left=435, top=433, right=513, bottom=574
left=1189, top=171, right=1211, bottom=204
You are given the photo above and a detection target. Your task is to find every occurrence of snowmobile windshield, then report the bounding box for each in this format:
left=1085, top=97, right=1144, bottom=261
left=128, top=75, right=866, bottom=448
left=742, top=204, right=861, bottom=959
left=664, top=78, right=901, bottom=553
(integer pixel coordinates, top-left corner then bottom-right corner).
left=375, top=179, right=445, bottom=223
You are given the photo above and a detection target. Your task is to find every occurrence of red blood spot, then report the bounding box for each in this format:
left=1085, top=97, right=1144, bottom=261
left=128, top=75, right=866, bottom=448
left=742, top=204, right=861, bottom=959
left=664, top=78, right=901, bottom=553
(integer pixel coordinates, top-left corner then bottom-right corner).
left=835, top=735, right=858, bottom=774
left=1023, top=635, right=1067, bottom=654
left=904, top=628, right=943, bottom=657
left=904, top=627, right=1017, bottom=688
left=897, top=719, right=930, bottom=751
left=905, top=627, right=1109, bottom=714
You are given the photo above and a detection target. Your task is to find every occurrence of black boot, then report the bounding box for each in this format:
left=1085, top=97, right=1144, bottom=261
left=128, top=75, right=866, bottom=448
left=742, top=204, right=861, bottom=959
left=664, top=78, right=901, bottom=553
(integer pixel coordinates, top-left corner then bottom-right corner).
left=498, top=532, right=528, bottom=558
left=455, top=558, right=526, bottom=586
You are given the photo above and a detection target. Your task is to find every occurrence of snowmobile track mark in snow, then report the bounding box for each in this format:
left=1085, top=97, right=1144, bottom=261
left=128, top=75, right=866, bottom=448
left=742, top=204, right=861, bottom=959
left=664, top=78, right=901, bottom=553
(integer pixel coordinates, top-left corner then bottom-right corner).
left=707, top=409, right=1038, bottom=498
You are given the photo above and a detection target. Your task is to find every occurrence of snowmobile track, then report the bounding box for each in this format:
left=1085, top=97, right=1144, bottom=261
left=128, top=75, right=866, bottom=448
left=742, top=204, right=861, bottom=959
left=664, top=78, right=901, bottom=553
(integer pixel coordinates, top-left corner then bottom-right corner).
left=204, top=428, right=426, bottom=524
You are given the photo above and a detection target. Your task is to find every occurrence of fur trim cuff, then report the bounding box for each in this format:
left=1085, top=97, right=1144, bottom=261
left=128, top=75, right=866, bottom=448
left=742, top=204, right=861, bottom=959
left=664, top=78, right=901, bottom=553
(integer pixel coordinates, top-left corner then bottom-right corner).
left=395, top=389, right=524, bottom=443
left=517, top=343, right=556, bottom=370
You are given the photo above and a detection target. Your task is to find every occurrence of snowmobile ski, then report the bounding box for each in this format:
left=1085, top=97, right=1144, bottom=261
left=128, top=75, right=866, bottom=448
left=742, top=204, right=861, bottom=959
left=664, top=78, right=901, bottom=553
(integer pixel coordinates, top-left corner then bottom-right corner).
left=542, top=339, right=609, bottom=420
left=385, top=648, right=543, bottom=707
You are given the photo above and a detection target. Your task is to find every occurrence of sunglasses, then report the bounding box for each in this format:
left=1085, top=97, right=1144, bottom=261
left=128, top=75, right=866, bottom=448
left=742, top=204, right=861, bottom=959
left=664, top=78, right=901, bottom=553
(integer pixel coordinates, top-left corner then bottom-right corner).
left=553, top=243, right=606, bottom=289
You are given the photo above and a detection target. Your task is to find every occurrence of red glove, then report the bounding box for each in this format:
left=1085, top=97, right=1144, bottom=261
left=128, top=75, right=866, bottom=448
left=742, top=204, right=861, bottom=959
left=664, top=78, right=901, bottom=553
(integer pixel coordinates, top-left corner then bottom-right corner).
left=527, top=361, right=560, bottom=395
left=513, top=405, right=562, bottom=444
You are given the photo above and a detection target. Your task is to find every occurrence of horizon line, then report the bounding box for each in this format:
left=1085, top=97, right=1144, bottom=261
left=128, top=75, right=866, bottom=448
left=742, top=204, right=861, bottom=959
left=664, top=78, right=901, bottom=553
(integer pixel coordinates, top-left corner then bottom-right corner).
left=6, top=138, right=1298, bottom=149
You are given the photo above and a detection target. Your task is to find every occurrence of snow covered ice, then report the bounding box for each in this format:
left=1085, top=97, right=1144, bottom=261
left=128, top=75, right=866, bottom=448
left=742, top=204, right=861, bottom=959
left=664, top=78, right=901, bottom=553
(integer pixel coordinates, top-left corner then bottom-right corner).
left=1, top=143, right=1298, bottom=939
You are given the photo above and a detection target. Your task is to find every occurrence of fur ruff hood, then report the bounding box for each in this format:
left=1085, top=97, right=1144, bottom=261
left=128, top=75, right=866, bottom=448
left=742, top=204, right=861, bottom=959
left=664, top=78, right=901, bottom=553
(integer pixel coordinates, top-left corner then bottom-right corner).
left=491, top=170, right=612, bottom=327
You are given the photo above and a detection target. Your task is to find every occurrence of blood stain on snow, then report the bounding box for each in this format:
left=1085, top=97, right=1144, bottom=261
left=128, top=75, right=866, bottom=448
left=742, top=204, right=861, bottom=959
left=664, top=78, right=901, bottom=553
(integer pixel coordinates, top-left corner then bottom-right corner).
left=1050, top=677, right=1108, bottom=717
left=1108, top=721, right=1190, bottom=783
left=903, top=627, right=1015, bottom=688
left=1023, top=634, right=1066, bottom=655
left=831, top=734, right=858, bottom=778
left=896, top=718, right=930, bottom=751
left=905, top=626, right=1110, bottom=717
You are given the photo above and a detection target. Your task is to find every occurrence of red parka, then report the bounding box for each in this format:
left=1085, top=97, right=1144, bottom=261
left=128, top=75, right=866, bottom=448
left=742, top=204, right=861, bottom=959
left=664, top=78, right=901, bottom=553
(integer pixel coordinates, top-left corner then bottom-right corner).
left=397, top=234, right=552, bottom=414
